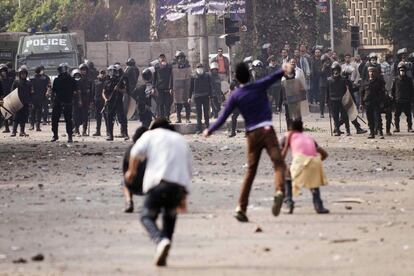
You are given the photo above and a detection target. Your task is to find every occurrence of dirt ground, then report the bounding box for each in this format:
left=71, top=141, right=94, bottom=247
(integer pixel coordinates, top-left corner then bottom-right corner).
left=0, top=114, right=413, bottom=276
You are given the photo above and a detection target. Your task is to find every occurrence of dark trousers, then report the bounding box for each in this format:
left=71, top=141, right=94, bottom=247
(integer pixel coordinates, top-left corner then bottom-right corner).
left=95, top=100, right=105, bottom=133
left=81, top=102, right=90, bottom=133
left=319, top=86, right=327, bottom=115
left=30, top=102, right=43, bottom=126
left=42, top=98, right=49, bottom=123
left=331, top=100, right=349, bottom=132
left=51, top=101, right=73, bottom=137
left=194, top=96, right=210, bottom=131
left=140, top=111, right=152, bottom=129
left=12, top=104, right=29, bottom=133
left=240, top=126, right=285, bottom=212
left=105, top=101, right=127, bottom=138
left=231, top=109, right=240, bottom=134
left=366, top=103, right=382, bottom=134
left=210, top=96, right=221, bottom=118
left=140, top=181, right=187, bottom=244
left=395, top=102, right=412, bottom=129
left=73, top=103, right=82, bottom=131
left=383, top=109, right=392, bottom=133
left=175, top=103, right=191, bottom=121
left=157, top=90, right=173, bottom=119
left=310, top=78, right=319, bottom=104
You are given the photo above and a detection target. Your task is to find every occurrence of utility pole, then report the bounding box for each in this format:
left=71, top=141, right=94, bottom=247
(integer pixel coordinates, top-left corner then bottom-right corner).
left=199, top=14, right=209, bottom=67
left=187, top=15, right=199, bottom=68
left=329, top=0, right=334, bottom=51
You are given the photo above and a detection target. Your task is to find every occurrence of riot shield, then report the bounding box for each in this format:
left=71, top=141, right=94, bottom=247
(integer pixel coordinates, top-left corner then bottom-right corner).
left=342, top=88, right=358, bottom=122
left=0, top=89, right=23, bottom=120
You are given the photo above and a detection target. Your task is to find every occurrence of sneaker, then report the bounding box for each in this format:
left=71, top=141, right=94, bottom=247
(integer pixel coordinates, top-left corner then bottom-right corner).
left=106, top=136, right=114, bottom=141
left=36, top=127, right=41, bottom=132
left=228, top=132, right=236, bottom=138
left=379, top=132, right=384, bottom=139
left=92, top=132, right=101, bottom=137
left=19, top=132, right=28, bottom=137
left=367, top=133, right=375, bottom=139
left=2, top=129, right=10, bottom=133
left=346, top=131, right=351, bottom=136
left=394, top=128, right=400, bottom=133
left=320, top=114, right=324, bottom=118
left=154, top=238, right=171, bottom=267
left=11, top=132, right=16, bottom=137
left=386, top=131, right=392, bottom=136
left=51, top=136, right=59, bottom=142
left=234, top=207, right=248, bottom=222
left=82, top=132, right=88, bottom=137
left=67, top=136, right=73, bottom=143
left=272, top=191, right=284, bottom=217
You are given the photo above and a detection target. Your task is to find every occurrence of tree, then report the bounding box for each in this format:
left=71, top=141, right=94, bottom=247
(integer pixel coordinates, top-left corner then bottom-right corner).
left=0, top=0, right=17, bottom=32
left=380, top=0, right=414, bottom=50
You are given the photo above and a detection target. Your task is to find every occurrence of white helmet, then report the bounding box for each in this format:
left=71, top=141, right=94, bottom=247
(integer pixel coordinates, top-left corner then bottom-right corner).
left=210, top=62, right=219, bottom=70
left=252, top=60, right=263, bottom=67
left=71, top=69, right=81, bottom=78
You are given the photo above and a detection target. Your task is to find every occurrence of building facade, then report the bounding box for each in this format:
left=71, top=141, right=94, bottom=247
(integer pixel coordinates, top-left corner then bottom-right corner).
left=346, top=0, right=393, bottom=53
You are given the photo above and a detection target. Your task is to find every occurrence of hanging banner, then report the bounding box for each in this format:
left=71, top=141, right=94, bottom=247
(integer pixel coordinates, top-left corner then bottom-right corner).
left=319, top=0, right=328, bottom=13
left=157, top=0, right=246, bottom=22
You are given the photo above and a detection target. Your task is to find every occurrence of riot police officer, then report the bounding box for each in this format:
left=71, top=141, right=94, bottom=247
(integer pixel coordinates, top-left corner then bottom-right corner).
left=209, top=62, right=222, bottom=119
left=153, top=54, right=173, bottom=121
left=11, top=66, right=32, bottom=137
left=360, top=66, right=386, bottom=139
left=92, top=69, right=107, bottom=136
left=134, top=68, right=154, bottom=128
left=327, top=62, right=351, bottom=136
left=392, top=62, right=413, bottom=132
left=0, top=63, right=14, bottom=133
left=71, top=69, right=82, bottom=135
left=102, top=65, right=128, bottom=141
left=51, top=63, right=77, bottom=142
left=172, top=51, right=192, bottom=123
left=29, top=66, right=49, bottom=131
left=78, top=63, right=93, bottom=136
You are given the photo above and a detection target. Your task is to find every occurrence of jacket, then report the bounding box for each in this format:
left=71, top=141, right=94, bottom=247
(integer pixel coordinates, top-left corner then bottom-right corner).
left=392, top=76, right=413, bottom=103
left=189, top=73, right=213, bottom=99
left=360, top=77, right=385, bottom=106
left=153, top=63, right=173, bottom=91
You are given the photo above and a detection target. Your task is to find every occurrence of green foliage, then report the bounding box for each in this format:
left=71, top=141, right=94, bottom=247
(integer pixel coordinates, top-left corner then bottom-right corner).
left=380, top=0, right=414, bottom=49
left=3, top=0, right=150, bottom=42
left=0, top=0, right=18, bottom=32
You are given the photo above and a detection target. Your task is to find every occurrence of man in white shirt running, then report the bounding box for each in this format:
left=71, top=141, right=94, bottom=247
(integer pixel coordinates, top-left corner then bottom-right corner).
left=125, top=118, right=192, bottom=266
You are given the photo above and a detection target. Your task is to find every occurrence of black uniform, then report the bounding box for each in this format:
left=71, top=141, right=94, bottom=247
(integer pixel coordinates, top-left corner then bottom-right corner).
left=103, top=76, right=128, bottom=139
left=12, top=78, right=32, bottom=135
left=153, top=63, right=173, bottom=120
left=124, top=65, right=140, bottom=116
left=392, top=75, right=413, bottom=131
left=73, top=76, right=92, bottom=135
left=92, top=77, right=106, bottom=135
left=134, top=83, right=153, bottom=129
left=229, top=79, right=240, bottom=136
left=327, top=76, right=351, bottom=135
left=51, top=73, right=77, bottom=139
left=210, top=71, right=222, bottom=118
left=40, top=74, right=51, bottom=124
left=189, top=72, right=213, bottom=132
left=319, top=60, right=331, bottom=116
left=360, top=76, right=386, bottom=137
left=0, top=74, right=14, bottom=132
left=266, top=65, right=281, bottom=113
left=29, top=73, right=49, bottom=130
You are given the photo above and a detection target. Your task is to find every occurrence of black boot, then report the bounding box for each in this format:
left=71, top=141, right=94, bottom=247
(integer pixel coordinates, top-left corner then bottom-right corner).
left=283, top=179, right=295, bottom=214
left=36, top=123, right=41, bottom=131
left=311, top=188, right=329, bottom=214
left=356, top=126, right=367, bottom=134
left=124, top=200, right=134, bottom=213
left=176, top=110, right=182, bottom=124
left=378, top=130, right=384, bottom=139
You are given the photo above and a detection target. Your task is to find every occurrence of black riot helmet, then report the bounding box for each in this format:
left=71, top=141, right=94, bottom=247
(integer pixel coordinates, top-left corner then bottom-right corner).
left=142, top=67, right=153, bottom=82
left=57, top=63, right=69, bottom=75
left=126, top=58, right=136, bottom=66
left=18, top=65, right=28, bottom=76
left=35, top=66, right=42, bottom=74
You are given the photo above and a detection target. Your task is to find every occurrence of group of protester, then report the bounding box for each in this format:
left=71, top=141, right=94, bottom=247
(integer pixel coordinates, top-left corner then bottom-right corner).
left=120, top=61, right=330, bottom=266
left=252, top=43, right=414, bottom=138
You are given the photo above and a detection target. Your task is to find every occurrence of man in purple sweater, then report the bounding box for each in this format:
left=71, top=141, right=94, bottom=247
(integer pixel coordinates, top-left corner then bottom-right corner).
left=203, top=62, right=292, bottom=222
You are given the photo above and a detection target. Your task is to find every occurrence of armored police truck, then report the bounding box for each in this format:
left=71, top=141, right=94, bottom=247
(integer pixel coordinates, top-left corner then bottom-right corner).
left=15, top=32, right=82, bottom=78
